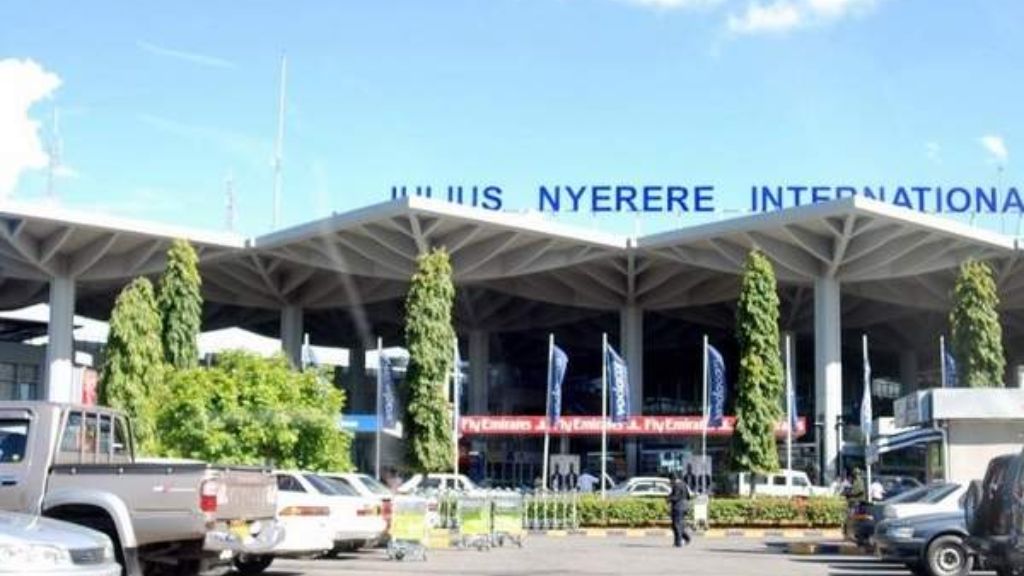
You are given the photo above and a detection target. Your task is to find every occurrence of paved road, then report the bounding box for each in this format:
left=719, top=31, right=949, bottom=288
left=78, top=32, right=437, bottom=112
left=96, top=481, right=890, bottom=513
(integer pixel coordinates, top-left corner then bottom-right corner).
left=249, top=536, right=947, bottom=576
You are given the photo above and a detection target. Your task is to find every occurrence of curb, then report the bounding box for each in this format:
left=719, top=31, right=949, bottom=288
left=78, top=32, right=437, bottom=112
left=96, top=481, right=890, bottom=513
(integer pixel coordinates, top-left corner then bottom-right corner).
left=521, top=528, right=843, bottom=539
left=784, top=541, right=867, bottom=556
left=425, top=528, right=844, bottom=546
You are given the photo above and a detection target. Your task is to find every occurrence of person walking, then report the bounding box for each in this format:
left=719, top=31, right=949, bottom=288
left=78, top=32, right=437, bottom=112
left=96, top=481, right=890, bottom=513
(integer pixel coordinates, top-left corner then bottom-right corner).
left=666, top=473, right=693, bottom=547
left=846, top=468, right=867, bottom=508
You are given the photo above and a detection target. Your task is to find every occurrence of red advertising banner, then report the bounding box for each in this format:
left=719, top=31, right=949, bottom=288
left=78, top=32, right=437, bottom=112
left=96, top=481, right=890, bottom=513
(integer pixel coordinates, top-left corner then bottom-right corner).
left=459, top=415, right=807, bottom=437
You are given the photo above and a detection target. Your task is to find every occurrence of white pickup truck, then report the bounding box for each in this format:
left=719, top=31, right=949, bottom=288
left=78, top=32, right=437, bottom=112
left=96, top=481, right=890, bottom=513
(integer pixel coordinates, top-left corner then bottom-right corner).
left=729, top=469, right=834, bottom=498
left=0, top=402, right=282, bottom=576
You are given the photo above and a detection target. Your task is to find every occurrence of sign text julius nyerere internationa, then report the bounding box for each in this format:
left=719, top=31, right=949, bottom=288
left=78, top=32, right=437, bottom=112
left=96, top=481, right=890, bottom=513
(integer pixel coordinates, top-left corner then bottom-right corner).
left=390, top=184, right=1024, bottom=215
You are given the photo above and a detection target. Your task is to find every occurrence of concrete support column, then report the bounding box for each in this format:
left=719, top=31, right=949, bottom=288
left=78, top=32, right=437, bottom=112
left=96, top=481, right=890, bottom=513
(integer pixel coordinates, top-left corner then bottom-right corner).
left=814, top=276, right=843, bottom=483
left=468, top=330, right=489, bottom=414
left=468, top=330, right=489, bottom=454
left=620, top=305, right=643, bottom=476
left=46, top=275, right=75, bottom=402
left=349, top=345, right=367, bottom=410
left=280, top=305, right=303, bottom=367
left=899, top=350, right=919, bottom=394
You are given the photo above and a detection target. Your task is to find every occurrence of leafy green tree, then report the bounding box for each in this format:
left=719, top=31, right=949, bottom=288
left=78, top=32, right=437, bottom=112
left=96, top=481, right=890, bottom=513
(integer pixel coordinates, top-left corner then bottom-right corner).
left=403, top=248, right=456, bottom=473
left=730, top=250, right=784, bottom=474
left=100, top=277, right=164, bottom=454
left=158, top=239, right=202, bottom=369
left=950, top=260, right=1006, bottom=388
left=156, top=351, right=352, bottom=471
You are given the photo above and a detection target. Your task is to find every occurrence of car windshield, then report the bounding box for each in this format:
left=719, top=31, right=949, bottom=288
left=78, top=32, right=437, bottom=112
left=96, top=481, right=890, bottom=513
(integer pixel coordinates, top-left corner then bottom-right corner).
left=888, top=483, right=957, bottom=504
left=320, top=476, right=361, bottom=496
left=919, top=483, right=960, bottom=504
left=357, top=474, right=392, bottom=496
left=305, top=474, right=354, bottom=496
left=883, top=484, right=932, bottom=504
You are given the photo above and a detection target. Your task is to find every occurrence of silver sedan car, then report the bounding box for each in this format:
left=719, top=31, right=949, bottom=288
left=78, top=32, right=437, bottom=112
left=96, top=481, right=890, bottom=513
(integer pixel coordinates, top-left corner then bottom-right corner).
left=0, top=511, right=120, bottom=576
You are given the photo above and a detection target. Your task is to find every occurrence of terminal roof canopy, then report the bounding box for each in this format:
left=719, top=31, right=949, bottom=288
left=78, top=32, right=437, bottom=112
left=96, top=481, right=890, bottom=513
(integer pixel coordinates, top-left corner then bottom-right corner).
left=0, top=195, right=1020, bottom=345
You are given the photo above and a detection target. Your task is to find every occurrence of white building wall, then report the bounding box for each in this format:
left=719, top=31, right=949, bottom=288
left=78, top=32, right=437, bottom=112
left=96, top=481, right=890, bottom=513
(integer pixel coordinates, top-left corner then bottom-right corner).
left=946, top=420, right=1024, bottom=484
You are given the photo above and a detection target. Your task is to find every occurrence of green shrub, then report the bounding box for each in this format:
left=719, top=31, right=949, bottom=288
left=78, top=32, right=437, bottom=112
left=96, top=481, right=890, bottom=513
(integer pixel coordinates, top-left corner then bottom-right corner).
left=533, top=495, right=845, bottom=528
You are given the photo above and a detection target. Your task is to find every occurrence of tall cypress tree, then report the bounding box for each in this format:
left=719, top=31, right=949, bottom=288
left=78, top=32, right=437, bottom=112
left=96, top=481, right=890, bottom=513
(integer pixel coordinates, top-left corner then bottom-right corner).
left=730, top=250, right=784, bottom=474
left=158, top=239, right=202, bottom=369
left=950, top=260, right=1005, bottom=388
left=100, top=277, right=164, bottom=453
left=403, top=248, right=456, bottom=473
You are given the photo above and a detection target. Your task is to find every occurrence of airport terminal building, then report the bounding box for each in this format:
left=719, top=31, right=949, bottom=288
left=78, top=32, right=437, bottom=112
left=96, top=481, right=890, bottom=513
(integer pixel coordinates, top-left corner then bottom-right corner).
left=1, top=195, right=1022, bottom=485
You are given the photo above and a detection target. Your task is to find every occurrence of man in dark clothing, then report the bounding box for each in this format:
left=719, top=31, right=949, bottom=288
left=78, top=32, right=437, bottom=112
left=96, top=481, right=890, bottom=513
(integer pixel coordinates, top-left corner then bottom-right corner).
left=846, top=468, right=867, bottom=507
left=666, top=474, right=692, bottom=547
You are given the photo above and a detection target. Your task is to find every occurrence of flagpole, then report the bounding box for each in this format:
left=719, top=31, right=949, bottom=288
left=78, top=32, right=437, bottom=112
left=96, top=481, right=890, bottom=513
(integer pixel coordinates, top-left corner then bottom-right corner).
left=375, top=337, right=383, bottom=481
left=785, top=334, right=793, bottom=477
left=863, top=334, right=872, bottom=503
left=939, top=335, right=946, bottom=389
left=701, top=335, right=708, bottom=494
left=453, top=336, right=460, bottom=479
left=543, top=334, right=554, bottom=491
left=601, top=332, right=608, bottom=501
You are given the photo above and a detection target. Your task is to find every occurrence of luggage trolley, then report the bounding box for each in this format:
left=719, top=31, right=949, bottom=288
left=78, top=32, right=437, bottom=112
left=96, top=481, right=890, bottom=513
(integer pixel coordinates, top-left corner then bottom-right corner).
left=387, top=495, right=429, bottom=561
left=456, top=494, right=493, bottom=550
left=491, top=491, right=526, bottom=547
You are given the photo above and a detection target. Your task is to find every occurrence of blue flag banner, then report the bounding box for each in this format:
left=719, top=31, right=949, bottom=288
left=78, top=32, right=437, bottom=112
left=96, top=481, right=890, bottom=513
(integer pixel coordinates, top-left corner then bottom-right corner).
left=605, top=344, right=630, bottom=423
left=707, top=345, right=726, bottom=428
left=943, top=351, right=958, bottom=388
left=861, top=344, right=873, bottom=438
left=548, top=345, right=569, bottom=426
left=380, top=355, right=398, bottom=431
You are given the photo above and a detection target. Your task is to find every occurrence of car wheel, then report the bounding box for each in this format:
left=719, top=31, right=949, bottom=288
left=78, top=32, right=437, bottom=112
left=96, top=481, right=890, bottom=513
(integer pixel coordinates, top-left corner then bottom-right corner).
left=233, top=555, right=274, bottom=576
left=926, top=536, right=970, bottom=576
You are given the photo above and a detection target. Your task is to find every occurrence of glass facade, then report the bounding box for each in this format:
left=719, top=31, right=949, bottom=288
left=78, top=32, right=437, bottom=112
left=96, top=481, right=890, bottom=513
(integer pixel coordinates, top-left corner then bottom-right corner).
left=0, top=362, right=39, bottom=401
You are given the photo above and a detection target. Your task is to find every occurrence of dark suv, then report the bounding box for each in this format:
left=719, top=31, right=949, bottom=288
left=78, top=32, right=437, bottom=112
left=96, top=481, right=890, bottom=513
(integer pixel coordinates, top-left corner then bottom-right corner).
left=965, top=450, right=1024, bottom=576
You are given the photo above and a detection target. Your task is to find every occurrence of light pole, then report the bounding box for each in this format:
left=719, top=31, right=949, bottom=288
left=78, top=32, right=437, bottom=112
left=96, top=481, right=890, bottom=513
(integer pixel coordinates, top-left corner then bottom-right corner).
left=834, top=415, right=845, bottom=480
left=814, top=419, right=825, bottom=485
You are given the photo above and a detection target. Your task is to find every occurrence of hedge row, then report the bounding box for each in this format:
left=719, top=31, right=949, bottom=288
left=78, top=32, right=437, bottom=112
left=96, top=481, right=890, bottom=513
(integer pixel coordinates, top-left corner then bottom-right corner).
left=539, top=496, right=846, bottom=528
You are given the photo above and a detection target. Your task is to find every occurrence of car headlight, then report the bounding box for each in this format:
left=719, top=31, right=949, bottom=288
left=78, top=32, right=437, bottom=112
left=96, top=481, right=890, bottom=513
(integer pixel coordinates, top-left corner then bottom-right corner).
left=886, top=525, right=915, bottom=540
left=0, top=543, right=73, bottom=570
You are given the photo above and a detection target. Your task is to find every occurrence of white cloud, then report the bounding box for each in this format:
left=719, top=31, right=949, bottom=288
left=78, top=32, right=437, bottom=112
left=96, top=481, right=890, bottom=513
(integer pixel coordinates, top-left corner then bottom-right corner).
left=137, top=40, right=235, bottom=69
left=925, top=141, right=941, bottom=164
left=727, top=0, right=881, bottom=35
left=620, top=0, right=724, bottom=8
left=806, top=0, right=876, bottom=18
left=980, top=135, right=1009, bottom=164
left=0, top=58, right=61, bottom=198
left=728, top=1, right=802, bottom=34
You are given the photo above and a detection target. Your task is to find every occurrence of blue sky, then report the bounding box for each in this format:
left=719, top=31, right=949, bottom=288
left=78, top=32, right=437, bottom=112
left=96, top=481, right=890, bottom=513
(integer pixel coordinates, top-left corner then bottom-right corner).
left=2, top=0, right=1023, bottom=236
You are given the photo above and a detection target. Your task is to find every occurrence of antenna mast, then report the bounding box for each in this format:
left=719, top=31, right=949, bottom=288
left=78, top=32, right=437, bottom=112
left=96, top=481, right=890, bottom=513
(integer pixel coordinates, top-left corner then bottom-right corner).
left=272, top=53, right=287, bottom=229
left=46, top=106, right=62, bottom=201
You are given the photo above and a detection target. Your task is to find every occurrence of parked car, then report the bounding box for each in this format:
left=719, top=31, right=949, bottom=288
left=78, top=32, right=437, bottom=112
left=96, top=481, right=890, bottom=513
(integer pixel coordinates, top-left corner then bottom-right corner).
left=320, top=472, right=394, bottom=534
left=0, top=402, right=281, bottom=576
left=298, top=473, right=387, bottom=552
left=845, top=482, right=966, bottom=546
left=607, top=477, right=671, bottom=498
left=727, top=470, right=832, bottom=498
left=398, top=473, right=482, bottom=494
left=0, top=510, right=120, bottom=576
left=876, top=474, right=925, bottom=499
left=233, top=473, right=335, bottom=576
left=965, top=450, right=1024, bottom=576
left=874, top=511, right=975, bottom=576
